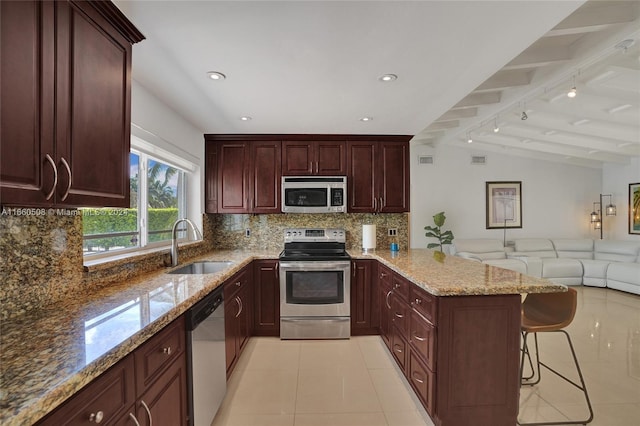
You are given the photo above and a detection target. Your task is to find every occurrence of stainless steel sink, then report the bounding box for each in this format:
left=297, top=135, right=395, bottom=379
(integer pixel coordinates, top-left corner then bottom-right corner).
left=167, top=261, right=234, bottom=275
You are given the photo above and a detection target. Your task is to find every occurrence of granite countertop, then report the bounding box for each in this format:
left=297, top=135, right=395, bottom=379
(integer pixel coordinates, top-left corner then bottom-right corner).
left=1, top=248, right=564, bottom=425
left=351, top=249, right=566, bottom=296
left=0, top=249, right=279, bottom=426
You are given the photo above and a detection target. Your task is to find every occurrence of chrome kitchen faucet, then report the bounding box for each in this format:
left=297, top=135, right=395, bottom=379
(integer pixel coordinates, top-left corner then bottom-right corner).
left=170, top=218, right=203, bottom=267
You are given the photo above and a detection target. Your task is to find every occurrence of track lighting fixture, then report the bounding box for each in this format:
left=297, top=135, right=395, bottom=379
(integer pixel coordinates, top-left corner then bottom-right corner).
left=521, top=111, right=528, bottom=120
left=493, top=117, right=499, bottom=133
left=567, top=75, right=577, bottom=98
left=467, top=132, right=473, bottom=144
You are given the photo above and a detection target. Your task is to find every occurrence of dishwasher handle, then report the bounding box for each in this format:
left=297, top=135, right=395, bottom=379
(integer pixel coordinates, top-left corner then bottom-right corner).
left=187, top=287, right=224, bottom=331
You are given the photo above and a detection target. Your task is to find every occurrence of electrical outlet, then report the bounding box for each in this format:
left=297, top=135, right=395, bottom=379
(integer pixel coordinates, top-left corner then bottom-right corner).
left=245, top=228, right=251, bottom=237
left=388, top=228, right=398, bottom=237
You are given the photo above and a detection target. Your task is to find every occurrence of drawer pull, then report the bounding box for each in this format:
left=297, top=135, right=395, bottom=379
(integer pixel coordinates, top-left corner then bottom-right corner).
left=412, top=372, right=425, bottom=384
left=128, top=413, right=141, bottom=426
left=393, top=345, right=403, bottom=354
left=235, top=281, right=241, bottom=287
left=380, top=272, right=387, bottom=278
left=89, top=411, right=104, bottom=423
left=162, top=346, right=172, bottom=355
left=394, top=312, right=404, bottom=319
left=413, top=334, right=426, bottom=342
left=414, top=298, right=422, bottom=305
left=385, top=290, right=392, bottom=309
left=394, top=283, right=400, bottom=289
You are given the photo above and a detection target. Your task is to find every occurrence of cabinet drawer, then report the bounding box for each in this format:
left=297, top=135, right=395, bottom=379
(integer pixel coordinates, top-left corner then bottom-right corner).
left=390, top=295, right=410, bottom=338
left=38, top=356, right=135, bottom=426
left=391, top=331, right=408, bottom=374
left=392, top=274, right=410, bottom=303
left=409, top=350, right=435, bottom=415
left=410, top=286, right=437, bottom=325
left=135, top=316, right=185, bottom=391
left=224, top=267, right=249, bottom=299
left=378, top=264, right=393, bottom=290
left=409, top=310, right=436, bottom=371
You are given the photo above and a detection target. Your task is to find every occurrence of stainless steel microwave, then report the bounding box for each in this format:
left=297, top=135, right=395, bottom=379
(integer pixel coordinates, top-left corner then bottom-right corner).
left=281, top=176, right=347, bottom=213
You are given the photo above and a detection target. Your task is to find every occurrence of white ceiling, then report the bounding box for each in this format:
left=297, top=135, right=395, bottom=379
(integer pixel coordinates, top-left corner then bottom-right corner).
left=115, top=0, right=640, bottom=168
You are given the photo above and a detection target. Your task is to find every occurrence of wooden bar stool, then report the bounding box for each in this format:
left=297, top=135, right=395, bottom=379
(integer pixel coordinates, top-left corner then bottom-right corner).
left=518, top=288, right=594, bottom=425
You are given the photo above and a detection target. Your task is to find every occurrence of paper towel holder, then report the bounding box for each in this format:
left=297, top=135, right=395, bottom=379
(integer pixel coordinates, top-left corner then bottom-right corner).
left=362, top=224, right=377, bottom=253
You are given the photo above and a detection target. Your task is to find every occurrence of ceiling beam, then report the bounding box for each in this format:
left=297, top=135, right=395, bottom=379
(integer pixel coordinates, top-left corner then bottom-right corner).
left=474, top=70, right=533, bottom=92
left=452, top=92, right=501, bottom=109
left=503, top=45, right=572, bottom=70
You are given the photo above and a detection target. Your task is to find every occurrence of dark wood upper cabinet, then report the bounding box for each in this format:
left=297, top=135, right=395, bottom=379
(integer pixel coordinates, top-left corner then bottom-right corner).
left=0, top=0, right=144, bottom=208
left=347, top=137, right=411, bottom=213
left=282, top=140, right=346, bottom=176
left=206, top=137, right=281, bottom=214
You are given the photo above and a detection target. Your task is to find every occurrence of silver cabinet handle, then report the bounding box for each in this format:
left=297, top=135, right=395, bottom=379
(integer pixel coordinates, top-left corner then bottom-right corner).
left=379, top=197, right=384, bottom=211
left=414, top=298, right=422, bottom=305
left=141, top=400, right=152, bottom=426
left=373, top=197, right=377, bottom=212
left=413, top=334, right=426, bottom=342
left=89, top=410, right=104, bottom=423
left=44, top=154, right=58, bottom=200
left=412, top=372, right=425, bottom=384
left=235, top=296, right=242, bottom=318
left=394, top=312, right=404, bottom=319
left=235, top=281, right=241, bottom=287
left=128, top=413, right=141, bottom=426
left=385, top=290, right=392, bottom=309
left=60, top=157, right=72, bottom=201
left=162, top=346, right=172, bottom=355
left=393, top=344, right=403, bottom=354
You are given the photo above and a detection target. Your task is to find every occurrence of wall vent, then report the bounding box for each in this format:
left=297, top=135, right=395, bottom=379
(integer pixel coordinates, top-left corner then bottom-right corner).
left=471, top=155, right=487, bottom=165
left=418, top=155, right=434, bottom=165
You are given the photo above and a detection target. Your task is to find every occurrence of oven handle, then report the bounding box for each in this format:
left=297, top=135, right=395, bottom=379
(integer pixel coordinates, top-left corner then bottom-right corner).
left=279, top=261, right=351, bottom=271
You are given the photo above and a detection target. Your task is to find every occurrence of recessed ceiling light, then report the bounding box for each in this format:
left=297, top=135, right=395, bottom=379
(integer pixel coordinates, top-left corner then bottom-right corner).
left=240, top=116, right=252, bottom=121
left=378, top=74, right=397, bottom=82
left=207, top=71, right=226, bottom=80
left=360, top=117, right=373, bottom=122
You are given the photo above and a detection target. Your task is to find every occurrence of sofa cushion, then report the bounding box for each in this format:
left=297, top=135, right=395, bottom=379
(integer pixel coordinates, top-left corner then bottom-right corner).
left=594, top=240, right=640, bottom=262
left=580, top=259, right=610, bottom=287
left=514, top=239, right=557, bottom=258
left=552, top=239, right=594, bottom=259
left=541, top=258, right=583, bottom=278
left=451, top=239, right=507, bottom=261
left=607, top=262, right=640, bottom=295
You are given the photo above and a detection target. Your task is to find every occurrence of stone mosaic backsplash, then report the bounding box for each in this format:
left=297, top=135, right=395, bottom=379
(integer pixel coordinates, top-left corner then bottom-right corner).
left=207, top=213, right=409, bottom=252
left=0, top=211, right=407, bottom=320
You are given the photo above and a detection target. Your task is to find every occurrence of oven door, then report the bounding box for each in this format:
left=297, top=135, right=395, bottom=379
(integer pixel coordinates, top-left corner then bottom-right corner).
left=279, top=261, right=351, bottom=317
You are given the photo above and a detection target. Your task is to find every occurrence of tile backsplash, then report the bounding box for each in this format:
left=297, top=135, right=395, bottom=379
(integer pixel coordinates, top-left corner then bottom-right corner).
left=207, top=213, right=409, bottom=252
left=0, top=211, right=408, bottom=319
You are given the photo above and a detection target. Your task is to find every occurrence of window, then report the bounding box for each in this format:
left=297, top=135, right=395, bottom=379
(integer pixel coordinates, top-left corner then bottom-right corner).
left=83, top=151, right=187, bottom=256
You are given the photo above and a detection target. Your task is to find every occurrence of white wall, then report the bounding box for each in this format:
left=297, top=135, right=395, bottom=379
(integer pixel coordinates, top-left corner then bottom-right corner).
left=410, top=143, right=603, bottom=249
left=130, top=81, right=205, bottom=228
left=603, top=157, right=640, bottom=241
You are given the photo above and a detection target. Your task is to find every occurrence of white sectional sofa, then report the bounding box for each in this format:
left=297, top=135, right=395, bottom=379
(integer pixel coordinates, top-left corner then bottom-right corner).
left=451, top=238, right=640, bottom=295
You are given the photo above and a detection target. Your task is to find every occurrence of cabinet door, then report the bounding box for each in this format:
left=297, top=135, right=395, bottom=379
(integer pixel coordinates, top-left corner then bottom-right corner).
left=316, top=141, right=346, bottom=175
left=253, top=260, right=280, bottom=336
left=136, top=352, right=188, bottom=426
left=351, top=260, right=378, bottom=335
left=347, top=141, right=376, bottom=212
left=205, top=142, right=217, bottom=213
left=409, top=310, right=436, bottom=371
left=282, top=141, right=313, bottom=175
left=409, top=350, right=435, bottom=415
left=224, top=293, right=240, bottom=375
left=251, top=141, right=281, bottom=213
left=390, top=328, right=408, bottom=374
left=378, top=141, right=410, bottom=213
left=55, top=1, right=132, bottom=207
left=0, top=1, right=55, bottom=207
left=237, top=283, right=252, bottom=354
left=218, top=143, right=249, bottom=213
left=390, top=294, right=410, bottom=339
left=378, top=271, right=393, bottom=350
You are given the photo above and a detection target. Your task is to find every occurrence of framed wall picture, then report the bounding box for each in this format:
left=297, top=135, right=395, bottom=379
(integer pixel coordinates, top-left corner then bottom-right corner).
left=630, top=183, right=640, bottom=235
left=486, top=181, right=522, bottom=229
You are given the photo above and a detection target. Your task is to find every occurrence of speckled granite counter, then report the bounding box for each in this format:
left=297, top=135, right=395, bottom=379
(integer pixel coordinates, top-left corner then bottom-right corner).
left=0, top=250, right=279, bottom=426
left=351, top=249, right=566, bottom=295
left=2, top=248, right=563, bottom=426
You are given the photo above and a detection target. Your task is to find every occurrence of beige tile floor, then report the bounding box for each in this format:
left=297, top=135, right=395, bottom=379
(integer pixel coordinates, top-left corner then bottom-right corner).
left=212, top=286, right=640, bottom=426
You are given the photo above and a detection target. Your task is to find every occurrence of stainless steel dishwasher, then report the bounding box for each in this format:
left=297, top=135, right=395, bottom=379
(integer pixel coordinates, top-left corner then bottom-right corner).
left=186, top=287, right=226, bottom=426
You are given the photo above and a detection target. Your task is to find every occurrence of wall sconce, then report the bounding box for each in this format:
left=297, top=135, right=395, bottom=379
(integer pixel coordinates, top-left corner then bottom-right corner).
left=589, top=194, right=616, bottom=239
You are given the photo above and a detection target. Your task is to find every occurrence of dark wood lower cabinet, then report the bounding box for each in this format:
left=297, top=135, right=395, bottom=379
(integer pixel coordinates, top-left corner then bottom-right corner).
left=351, top=260, right=378, bottom=335
left=379, top=267, right=521, bottom=426
left=224, top=266, right=253, bottom=377
left=253, top=260, right=280, bottom=336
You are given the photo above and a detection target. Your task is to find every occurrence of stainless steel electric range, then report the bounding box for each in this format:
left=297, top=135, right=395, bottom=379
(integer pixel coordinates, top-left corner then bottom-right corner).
left=279, top=228, right=351, bottom=339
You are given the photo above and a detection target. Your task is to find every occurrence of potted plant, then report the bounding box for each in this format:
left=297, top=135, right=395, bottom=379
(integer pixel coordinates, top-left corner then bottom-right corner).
left=424, top=211, right=454, bottom=252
